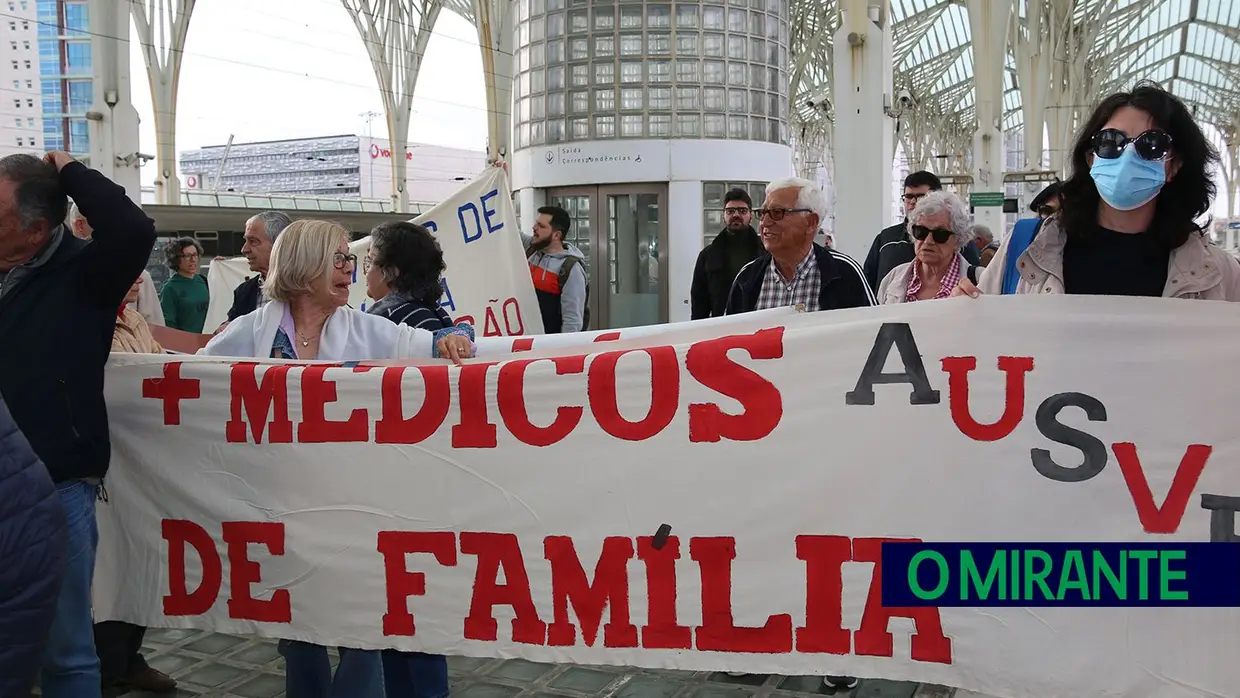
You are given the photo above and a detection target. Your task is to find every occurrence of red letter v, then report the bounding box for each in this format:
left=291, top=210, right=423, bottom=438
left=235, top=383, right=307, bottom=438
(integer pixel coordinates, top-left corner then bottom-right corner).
left=1111, top=443, right=1211, bottom=534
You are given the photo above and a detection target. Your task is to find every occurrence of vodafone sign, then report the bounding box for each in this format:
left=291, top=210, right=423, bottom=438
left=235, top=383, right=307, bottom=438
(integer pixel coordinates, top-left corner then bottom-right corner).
left=369, top=144, right=413, bottom=161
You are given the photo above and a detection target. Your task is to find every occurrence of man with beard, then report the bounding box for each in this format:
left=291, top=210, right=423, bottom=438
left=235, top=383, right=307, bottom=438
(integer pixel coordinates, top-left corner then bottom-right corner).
left=527, top=205, right=588, bottom=333
left=691, top=188, right=762, bottom=319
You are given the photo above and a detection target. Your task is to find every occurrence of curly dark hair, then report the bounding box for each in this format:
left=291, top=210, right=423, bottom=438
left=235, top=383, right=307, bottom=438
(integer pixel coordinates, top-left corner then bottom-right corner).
left=368, top=221, right=446, bottom=306
left=163, top=237, right=202, bottom=272
left=1060, top=81, right=1219, bottom=250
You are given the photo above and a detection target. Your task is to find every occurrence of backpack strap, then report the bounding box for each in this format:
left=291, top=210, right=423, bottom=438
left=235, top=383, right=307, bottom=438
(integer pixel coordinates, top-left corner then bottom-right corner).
left=965, top=264, right=979, bottom=286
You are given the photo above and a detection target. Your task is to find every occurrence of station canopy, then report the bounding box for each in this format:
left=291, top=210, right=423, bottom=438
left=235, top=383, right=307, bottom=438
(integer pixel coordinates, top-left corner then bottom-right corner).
left=789, top=0, right=1240, bottom=143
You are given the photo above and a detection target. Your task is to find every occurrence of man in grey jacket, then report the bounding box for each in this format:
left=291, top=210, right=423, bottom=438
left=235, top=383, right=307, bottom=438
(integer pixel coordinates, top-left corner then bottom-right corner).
left=527, top=205, right=588, bottom=333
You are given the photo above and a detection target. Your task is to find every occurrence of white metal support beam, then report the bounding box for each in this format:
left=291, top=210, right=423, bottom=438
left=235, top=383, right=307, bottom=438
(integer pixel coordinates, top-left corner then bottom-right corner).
left=343, top=0, right=444, bottom=214
left=87, top=0, right=141, bottom=199
left=967, top=0, right=1010, bottom=235
left=831, top=0, right=893, bottom=259
left=131, top=0, right=195, bottom=205
left=472, top=0, right=513, bottom=166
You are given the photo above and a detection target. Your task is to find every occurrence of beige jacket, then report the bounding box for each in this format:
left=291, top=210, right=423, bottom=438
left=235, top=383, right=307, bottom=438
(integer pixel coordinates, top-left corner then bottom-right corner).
left=112, top=307, right=163, bottom=354
left=877, top=253, right=972, bottom=305
left=977, top=217, right=1240, bottom=300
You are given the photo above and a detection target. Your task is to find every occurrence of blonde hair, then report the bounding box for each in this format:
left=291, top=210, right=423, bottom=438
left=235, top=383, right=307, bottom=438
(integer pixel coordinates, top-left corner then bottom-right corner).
left=264, top=219, right=350, bottom=302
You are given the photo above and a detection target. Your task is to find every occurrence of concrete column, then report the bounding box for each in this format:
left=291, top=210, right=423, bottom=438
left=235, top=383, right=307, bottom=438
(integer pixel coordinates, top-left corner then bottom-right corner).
left=473, top=0, right=513, bottom=167
left=967, top=0, right=1010, bottom=236
left=87, top=0, right=141, bottom=200
left=343, top=0, right=444, bottom=213
left=831, top=0, right=894, bottom=260
left=1012, top=0, right=1051, bottom=173
left=132, top=0, right=195, bottom=205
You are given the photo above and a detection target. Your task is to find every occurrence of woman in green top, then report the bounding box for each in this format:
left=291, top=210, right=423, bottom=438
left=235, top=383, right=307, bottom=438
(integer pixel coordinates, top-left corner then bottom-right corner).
left=159, top=237, right=210, bottom=333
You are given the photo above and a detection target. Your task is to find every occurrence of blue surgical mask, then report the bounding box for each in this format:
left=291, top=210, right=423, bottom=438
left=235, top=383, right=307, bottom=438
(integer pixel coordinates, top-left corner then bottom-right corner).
left=1089, top=147, right=1166, bottom=211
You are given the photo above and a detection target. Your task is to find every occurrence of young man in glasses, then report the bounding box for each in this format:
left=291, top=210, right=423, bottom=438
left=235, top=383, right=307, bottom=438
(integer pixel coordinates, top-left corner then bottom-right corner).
left=691, top=188, right=762, bottom=319
left=861, top=171, right=980, bottom=292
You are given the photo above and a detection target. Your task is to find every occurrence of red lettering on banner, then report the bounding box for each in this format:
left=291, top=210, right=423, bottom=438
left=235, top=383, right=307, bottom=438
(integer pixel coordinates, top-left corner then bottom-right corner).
left=226, top=363, right=293, bottom=444
left=686, top=328, right=785, bottom=443
left=300, top=365, right=369, bottom=443
left=222, top=521, right=291, bottom=623
left=460, top=532, right=547, bottom=644
left=636, top=535, right=693, bottom=649
left=692, top=537, right=793, bottom=653
left=852, top=537, right=952, bottom=664
left=511, top=338, right=535, bottom=353
left=162, top=519, right=222, bottom=616
left=794, top=535, right=851, bottom=654
left=594, top=332, right=622, bottom=342
left=544, top=536, right=638, bottom=647
left=1112, top=443, right=1211, bottom=534
left=375, top=367, right=451, bottom=444
left=453, top=363, right=500, bottom=448
left=142, top=362, right=200, bottom=425
left=941, top=356, right=1034, bottom=442
left=498, top=356, right=587, bottom=447
left=378, top=531, right=458, bottom=636
left=588, top=347, right=679, bottom=440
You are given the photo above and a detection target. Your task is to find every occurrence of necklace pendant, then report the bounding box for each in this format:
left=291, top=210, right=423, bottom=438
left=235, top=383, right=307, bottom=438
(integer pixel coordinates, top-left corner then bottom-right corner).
left=301, top=339, right=310, bottom=347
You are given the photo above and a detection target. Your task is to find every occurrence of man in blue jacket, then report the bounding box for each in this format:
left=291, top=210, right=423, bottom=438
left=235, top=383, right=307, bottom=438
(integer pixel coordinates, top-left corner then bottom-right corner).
left=0, top=392, right=66, bottom=698
left=0, top=151, right=156, bottom=698
left=999, top=181, right=1061, bottom=294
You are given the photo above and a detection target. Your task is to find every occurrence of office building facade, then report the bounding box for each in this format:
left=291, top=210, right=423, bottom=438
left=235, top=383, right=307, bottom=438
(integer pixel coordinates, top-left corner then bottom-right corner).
left=0, top=0, right=41, bottom=153
left=0, top=0, right=90, bottom=156
left=178, top=134, right=486, bottom=204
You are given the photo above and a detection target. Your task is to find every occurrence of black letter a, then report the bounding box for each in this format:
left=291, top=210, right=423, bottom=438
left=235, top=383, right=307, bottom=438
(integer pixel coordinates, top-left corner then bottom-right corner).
left=844, top=323, right=940, bottom=406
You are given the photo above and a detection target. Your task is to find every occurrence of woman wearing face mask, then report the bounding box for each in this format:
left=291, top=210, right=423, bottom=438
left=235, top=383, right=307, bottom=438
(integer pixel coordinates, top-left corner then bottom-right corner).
left=957, top=81, right=1240, bottom=300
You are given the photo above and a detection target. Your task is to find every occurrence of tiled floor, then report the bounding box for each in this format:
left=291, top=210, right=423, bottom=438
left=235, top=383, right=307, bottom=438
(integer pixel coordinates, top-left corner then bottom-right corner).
left=86, top=629, right=960, bottom=698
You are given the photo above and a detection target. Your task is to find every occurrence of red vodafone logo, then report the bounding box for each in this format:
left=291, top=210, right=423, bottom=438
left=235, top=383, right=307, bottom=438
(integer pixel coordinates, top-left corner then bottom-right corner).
left=369, top=144, right=414, bottom=161
left=186, top=175, right=198, bottom=188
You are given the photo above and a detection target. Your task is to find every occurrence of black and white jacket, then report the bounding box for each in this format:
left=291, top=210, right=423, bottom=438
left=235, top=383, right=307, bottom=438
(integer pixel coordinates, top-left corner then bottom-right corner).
left=724, top=244, right=876, bottom=315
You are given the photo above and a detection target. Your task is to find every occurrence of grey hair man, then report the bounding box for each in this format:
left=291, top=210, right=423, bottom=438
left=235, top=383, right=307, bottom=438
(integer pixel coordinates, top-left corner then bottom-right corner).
left=225, top=210, right=293, bottom=322
left=724, top=176, right=874, bottom=314
left=0, top=151, right=156, bottom=697
left=67, top=201, right=164, bottom=326
left=876, top=190, right=977, bottom=304
left=970, top=223, right=998, bottom=266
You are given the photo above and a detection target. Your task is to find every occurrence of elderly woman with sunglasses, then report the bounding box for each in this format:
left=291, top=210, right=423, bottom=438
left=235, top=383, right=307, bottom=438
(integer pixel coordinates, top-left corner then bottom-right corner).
left=877, top=191, right=976, bottom=304
left=957, top=81, right=1240, bottom=300
left=200, top=220, right=475, bottom=698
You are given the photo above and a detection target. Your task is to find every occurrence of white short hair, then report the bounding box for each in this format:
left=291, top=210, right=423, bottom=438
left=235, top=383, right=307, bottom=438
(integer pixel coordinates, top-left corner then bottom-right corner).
left=908, top=191, right=972, bottom=250
left=970, top=224, right=993, bottom=244
left=765, top=177, right=827, bottom=229
left=265, top=219, right=350, bottom=302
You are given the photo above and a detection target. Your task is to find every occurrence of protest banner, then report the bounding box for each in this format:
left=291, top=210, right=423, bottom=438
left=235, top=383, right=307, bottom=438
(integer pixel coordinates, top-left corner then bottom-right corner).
left=94, top=296, right=1240, bottom=698
left=204, top=166, right=542, bottom=336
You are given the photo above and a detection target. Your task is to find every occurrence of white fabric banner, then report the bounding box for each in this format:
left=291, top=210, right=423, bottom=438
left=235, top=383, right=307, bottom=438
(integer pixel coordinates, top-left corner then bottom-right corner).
left=204, top=167, right=543, bottom=335
left=95, top=296, right=1240, bottom=698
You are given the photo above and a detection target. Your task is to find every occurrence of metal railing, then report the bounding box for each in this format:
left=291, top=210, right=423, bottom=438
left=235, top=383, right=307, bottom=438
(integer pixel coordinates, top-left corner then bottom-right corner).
left=138, top=187, right=438, bottom=215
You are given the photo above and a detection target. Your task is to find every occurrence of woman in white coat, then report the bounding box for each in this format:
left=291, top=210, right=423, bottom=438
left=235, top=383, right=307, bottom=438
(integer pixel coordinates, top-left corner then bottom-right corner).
left=199, top=219, right=474, bottom=698
left=877, top=191, right=975, bottom=304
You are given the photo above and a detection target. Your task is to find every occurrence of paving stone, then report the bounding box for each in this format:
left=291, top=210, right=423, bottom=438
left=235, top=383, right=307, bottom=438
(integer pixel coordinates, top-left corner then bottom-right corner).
left=228, top=672, right=287, bottom=698
left=686, top=684, right=756, bottom=698
left=184, top=633, right=250, bottom=656
left=455, top=681, right=526, bottom=698
left=548, top=666, right=621, bottom=693
left=707, top=673, right=770, bottom=687
left=855, top=681, right=919, bottom=698
left=146, top=651, right=205, bottom=676
left=226, top=641, right=283, bottom=668
left=611, top=675, right=687, bottom=698
left=145, top=628, right=204, bottom=645
left=448, top=655, right=497, bottom=676
left=487, top=658, right=557, bottom=682
left=178, top=662, right=252, bottom=688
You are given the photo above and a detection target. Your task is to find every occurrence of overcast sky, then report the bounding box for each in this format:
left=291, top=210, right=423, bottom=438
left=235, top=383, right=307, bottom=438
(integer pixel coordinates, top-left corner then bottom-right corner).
left=129, top=0, right=489, bottom=163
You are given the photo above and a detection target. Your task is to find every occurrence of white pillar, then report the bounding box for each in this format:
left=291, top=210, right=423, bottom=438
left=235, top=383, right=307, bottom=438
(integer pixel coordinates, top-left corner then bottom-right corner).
left=473, top=0, right=513, bottom=167
left=831, top=0, right=893, bottom=260
left=132, top=0, right=194, bottom=206
left=87, top=0, right=141, bottom=200
left=967, top=0, right=1010, bottom=236
left=343, top=0, right=444, bottom=214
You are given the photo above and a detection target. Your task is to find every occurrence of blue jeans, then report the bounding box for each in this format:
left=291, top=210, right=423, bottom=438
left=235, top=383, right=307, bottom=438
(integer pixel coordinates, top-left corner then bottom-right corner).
left=382, top=651, right=449, bottom=698
left=280, top=639, right=385, bottom=698
left=41, top=480, right=101, bottom=698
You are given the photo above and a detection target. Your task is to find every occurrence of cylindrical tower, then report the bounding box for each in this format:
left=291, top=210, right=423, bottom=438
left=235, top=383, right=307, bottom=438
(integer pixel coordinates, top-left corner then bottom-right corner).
left=509, top=0, right=794, bottom=326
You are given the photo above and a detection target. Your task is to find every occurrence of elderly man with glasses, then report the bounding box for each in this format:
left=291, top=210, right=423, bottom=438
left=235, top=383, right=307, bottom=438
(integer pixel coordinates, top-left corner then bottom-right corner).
left=724, top=176, right=875, bottom=315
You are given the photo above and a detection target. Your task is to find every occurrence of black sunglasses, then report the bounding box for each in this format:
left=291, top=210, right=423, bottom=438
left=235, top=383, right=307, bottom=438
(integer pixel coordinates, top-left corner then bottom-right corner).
left=1091, top=128, right=1172, bottom=161
left=910, top=225, right=955, bottom=244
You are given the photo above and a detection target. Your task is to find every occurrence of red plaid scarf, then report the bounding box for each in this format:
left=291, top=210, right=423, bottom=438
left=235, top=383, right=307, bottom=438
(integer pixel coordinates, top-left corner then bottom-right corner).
left=906, top=253, right=961, bottom=302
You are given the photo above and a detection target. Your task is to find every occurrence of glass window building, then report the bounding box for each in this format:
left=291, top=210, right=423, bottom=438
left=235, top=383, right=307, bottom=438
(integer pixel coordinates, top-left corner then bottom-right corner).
left=37, top=0, right=91, bottom=156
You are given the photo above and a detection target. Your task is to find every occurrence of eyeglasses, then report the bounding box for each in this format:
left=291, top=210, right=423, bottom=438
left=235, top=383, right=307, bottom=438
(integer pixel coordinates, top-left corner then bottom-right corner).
left=754, top=207, right=811, bottom=221
left=333, top=253, right=358, bottom=270
left=901, top=193, right=927, bottom=203
left=1091, top=128, right=1172, bottom=161
left=179, top=252, right=200, bottom=259
left=1036, top=204, right=1057, bottom=218
left=910, top=225, right=956, bottom=244
left=724, top=206, right=751, bottom=216
left=362, top=255, right=373, bottom=274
